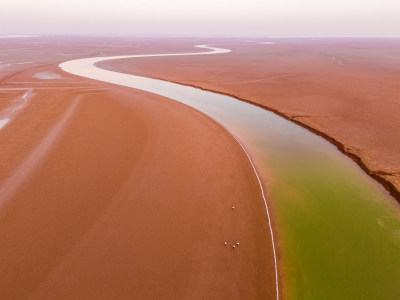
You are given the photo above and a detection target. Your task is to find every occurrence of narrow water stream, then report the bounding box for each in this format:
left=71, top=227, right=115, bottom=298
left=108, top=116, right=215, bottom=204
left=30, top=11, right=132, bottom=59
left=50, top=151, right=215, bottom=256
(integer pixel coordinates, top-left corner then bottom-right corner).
left=60, top=46, right=400, bottom=299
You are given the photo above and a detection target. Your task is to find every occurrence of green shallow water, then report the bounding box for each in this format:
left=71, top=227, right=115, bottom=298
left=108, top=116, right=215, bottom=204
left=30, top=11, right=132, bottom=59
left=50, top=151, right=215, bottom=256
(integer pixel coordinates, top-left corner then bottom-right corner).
left=263, top=145, right=400, bottom=299
left=226, top=108, right=400, bottom=299
left=61, top=50, right=400, bottom=299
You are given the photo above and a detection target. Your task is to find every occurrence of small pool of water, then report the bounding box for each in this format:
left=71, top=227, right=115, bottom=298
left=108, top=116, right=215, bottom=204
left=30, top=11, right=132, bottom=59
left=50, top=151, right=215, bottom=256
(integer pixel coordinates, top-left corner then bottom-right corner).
left=33, top=72, right=62, bottom=80
left=0, top=118, right=9, bottom=129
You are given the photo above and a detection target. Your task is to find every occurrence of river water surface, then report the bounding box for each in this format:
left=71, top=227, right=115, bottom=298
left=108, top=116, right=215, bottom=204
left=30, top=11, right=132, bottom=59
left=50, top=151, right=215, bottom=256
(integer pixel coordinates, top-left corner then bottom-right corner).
left=60, top=46, right=400, bottom=299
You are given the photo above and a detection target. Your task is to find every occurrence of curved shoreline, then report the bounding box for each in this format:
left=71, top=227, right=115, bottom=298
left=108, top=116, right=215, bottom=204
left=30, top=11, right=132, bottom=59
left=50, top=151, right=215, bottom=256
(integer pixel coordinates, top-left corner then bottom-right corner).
left=105, top=72, right=399, bottom=203
left=59, top=46, right=280, bottom=299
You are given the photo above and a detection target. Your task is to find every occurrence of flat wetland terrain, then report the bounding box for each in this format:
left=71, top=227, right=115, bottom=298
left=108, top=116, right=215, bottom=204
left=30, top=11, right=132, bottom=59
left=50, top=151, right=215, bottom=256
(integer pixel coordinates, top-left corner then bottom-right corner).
left=0, top=36, right=276, bottom=299
left=1, top=36, right=400, bottom=299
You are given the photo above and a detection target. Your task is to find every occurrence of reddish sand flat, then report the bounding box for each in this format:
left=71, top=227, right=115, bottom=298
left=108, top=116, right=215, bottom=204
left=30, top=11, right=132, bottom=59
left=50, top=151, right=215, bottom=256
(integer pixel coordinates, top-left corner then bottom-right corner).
left=0, top=38, right=277, bottom=298
left=101, top=38, right=400, bottom=200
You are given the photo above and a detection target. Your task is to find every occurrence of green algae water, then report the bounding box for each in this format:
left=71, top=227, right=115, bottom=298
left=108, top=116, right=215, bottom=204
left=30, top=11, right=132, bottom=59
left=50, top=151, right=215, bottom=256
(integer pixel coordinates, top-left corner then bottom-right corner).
left=232, top=114, right=400, bottom=299
left=61, top=46, right=400, bottom=299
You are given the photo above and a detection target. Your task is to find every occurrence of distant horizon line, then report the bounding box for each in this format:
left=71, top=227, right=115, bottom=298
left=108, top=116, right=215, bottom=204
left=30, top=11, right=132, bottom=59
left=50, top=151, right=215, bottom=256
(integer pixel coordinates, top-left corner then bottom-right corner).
left=1, top=33, right=400, bottom=39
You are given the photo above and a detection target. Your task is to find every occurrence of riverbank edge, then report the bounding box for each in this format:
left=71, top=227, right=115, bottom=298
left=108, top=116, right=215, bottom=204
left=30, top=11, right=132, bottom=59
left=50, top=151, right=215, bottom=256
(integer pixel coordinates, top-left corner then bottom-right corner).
left=122, top=74, right=400, bottom=203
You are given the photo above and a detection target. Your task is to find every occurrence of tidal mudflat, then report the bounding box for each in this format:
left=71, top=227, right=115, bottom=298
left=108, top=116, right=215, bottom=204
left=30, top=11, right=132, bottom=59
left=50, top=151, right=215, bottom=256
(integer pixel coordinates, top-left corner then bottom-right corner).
left=1, top=36, right=400, bottom=299
left=0, top=36, right=276, bottom=299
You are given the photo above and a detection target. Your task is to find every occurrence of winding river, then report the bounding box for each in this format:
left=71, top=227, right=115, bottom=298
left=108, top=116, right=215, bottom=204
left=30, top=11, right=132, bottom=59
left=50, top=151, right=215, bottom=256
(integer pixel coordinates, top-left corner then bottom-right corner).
left=60, top=45, right=400, bottom=299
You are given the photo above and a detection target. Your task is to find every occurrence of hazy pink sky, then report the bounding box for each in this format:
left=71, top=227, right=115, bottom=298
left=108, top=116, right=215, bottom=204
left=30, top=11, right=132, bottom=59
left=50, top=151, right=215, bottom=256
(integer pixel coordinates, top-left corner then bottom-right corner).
left=1, top=0, right=399, bottom=36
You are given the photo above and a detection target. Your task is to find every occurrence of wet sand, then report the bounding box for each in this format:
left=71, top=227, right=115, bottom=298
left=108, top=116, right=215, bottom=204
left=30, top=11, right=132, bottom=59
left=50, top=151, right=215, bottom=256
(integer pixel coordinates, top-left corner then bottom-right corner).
left=0, top=38, right=277, bottom=298
left=101, top=38, right=400, bottom=200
